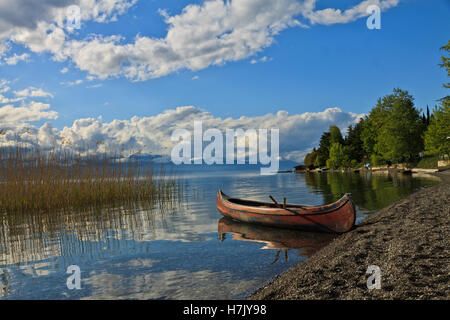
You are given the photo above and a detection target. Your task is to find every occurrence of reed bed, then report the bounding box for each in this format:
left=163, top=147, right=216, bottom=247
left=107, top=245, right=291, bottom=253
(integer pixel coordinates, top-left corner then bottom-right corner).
left=0, top=145, right=181, bottom=214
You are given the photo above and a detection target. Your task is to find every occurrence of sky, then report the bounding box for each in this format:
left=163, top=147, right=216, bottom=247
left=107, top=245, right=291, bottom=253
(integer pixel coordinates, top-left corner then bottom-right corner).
left=0, top=0, right=449, bottom=162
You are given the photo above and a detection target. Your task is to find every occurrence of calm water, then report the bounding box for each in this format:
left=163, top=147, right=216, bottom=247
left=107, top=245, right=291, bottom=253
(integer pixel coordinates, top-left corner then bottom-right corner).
left=0, top=166, right=439, bottom=299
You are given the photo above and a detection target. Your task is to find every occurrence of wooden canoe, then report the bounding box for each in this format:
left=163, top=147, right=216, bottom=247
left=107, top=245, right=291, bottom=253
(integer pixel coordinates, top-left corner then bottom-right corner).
left=216, top=190, right=356, bottom=233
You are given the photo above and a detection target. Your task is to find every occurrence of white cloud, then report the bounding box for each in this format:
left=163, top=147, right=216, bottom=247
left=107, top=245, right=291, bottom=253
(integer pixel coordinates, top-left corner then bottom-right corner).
left=0, top=97, right=362, bottom=161
left=13, top=87, right=54, bottom=98
left=0, top=101, right=58, bottom=125
left=250, top=56, right=271, bottom=64
left=0, top=0, right=400, bottom=81
left=62, top=0, right=307, bottom=80
left=60, top=67, right=69, bottom=74
left=0, top=0, right=137, bottom=59
left=0, top=0, right=136, bottom=35
left=302, top=0, right=399, bottom=25
left=0, top=95, right=23, bottom=104
left=3, top=52, right=30, bottom=65
left=0, top=81, right=56, bottom=132
left=1, top=77, right=363, bottom=159
left=60, top=79, right=83, bottom=86
left=0, top=80, right=23, bottom=103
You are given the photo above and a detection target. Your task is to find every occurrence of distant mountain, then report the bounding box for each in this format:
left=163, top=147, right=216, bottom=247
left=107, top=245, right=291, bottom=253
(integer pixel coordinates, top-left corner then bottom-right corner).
left=126, top=153, right=300, bottom=170
left=126, top=153, right=170, bottom=163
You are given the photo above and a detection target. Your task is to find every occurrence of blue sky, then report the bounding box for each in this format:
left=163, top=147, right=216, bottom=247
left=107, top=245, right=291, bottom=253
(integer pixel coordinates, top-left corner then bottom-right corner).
left=0, top=0, right=449, bottom=161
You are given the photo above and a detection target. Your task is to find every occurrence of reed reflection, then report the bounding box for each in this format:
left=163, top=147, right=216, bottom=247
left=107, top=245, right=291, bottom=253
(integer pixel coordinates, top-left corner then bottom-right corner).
left=0, top=201, right=180, bottom=268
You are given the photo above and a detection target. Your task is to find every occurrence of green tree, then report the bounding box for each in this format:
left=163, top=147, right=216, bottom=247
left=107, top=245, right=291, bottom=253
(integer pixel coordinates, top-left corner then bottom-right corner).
left=421, top=105, right=431, bottom=126
left=440, top=40, right=450, bottom=91
left=341, top=145, right=353, bottom=168
left=376, top=89, right=423, bottom=162
left=329, top=125, right=344, bottom=145
left=361, top=88, right=423, bottom=163
left=315, top=132, right=331, bottom=167
left=327, top=142, right=344, bottom=169
left=304, top=149, right=318, bottom=167
left=344, top=119, right=365, bottom=164
left=361, top=102, right=389, bottom=158
left=425, top=42, right=450, bottom=157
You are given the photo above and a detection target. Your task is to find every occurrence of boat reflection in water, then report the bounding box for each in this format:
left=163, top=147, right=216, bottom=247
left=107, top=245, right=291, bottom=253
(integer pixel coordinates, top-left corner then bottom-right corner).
left=217, top=218, right=337, bottom=264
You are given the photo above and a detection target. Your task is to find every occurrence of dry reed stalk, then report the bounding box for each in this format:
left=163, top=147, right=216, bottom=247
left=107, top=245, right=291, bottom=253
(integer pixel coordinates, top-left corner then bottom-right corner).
left=0, top=145, right=181, bottom=213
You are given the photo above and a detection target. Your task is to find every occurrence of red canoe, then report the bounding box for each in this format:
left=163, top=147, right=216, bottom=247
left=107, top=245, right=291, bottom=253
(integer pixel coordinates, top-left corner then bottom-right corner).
left=216, top=190, right=356, bottom=233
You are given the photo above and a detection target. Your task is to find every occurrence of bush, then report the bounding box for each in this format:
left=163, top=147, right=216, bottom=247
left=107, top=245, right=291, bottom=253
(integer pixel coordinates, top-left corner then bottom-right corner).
left=350, top=159, right=359, bottom=168
left=416, top=156, right=438, bottom=169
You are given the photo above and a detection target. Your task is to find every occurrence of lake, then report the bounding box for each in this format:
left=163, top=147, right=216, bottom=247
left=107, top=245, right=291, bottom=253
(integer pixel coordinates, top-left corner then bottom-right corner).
left=0, top=165, right=440, bottom=299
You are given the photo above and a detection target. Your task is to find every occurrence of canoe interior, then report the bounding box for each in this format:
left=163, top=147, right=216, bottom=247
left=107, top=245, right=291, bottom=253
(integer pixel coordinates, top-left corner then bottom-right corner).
left=224, top=197, right=311, bottom=209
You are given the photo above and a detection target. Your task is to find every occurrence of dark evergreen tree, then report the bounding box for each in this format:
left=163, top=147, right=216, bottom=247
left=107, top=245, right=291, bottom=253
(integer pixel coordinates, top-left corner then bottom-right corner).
left=315, top=132, right=331, bottom=167
left=344, top=118, right=365, bottom=163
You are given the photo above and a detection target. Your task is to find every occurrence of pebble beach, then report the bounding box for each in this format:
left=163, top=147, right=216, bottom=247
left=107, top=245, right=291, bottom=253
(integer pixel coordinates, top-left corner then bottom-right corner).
left=251, top=171, right=450, bottom=300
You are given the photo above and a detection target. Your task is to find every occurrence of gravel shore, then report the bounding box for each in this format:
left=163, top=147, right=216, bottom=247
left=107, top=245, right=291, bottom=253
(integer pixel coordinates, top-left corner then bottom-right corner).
left=250, top=171, right=450, bottom=300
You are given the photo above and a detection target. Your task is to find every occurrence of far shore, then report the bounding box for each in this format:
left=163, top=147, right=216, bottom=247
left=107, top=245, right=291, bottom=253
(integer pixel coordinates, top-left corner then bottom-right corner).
left=294, top=165, right=449, bottom=174
left=250, top=170, right=449, bottom=300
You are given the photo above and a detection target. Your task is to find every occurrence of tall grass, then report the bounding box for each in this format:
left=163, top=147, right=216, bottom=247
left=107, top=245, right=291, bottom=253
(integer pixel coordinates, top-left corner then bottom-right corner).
left=0, top=145, right=181, bottom=213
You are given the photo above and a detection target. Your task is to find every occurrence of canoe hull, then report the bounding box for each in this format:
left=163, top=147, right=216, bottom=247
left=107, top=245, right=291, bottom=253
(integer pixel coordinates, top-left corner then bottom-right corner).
left=216, top=191, right=356, bottom=233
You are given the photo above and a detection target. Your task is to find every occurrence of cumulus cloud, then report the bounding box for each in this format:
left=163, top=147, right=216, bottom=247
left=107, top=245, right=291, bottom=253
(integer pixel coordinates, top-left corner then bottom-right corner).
left=55, top=0, right=307, bottom=80
left=0, top=78, right=364, bottom=161
left=0, top=0, right=399, bottom=81
left=0, top=0, right=137, bottom=59
left=0, top=80, right=57, bottom=127
left=0, top=101, right=58, bottom=125
left=0, top=0, right=136, bottom=35
left=1, top=102, right=362, bottom=162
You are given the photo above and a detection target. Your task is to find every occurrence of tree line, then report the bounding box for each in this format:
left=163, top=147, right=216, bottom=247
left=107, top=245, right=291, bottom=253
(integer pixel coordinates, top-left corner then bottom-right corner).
left=304, top=41, right=450, bottom=169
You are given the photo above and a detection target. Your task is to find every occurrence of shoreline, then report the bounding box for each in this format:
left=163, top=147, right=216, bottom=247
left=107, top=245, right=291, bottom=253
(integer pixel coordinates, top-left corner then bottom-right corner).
left=250, top=170, right=449, bottom=300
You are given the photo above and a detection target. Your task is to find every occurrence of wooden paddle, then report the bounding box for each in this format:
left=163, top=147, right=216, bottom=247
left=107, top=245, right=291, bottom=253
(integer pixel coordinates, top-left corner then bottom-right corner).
left=268, top=195, right=343, bottom=234
left=269, top=195, right=282, bottom=208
